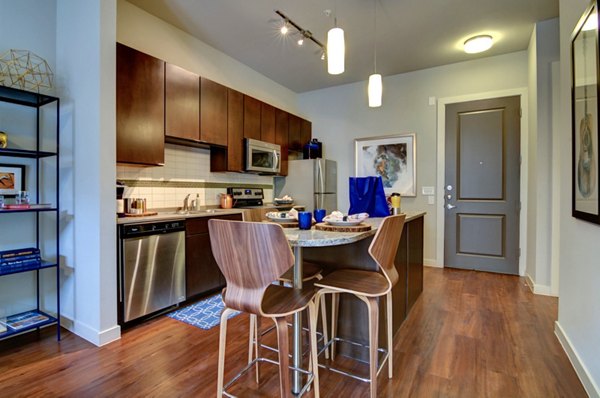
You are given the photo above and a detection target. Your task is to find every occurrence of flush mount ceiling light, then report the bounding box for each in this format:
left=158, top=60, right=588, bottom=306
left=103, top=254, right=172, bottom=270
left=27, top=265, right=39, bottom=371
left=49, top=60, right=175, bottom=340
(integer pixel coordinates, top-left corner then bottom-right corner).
left=464, top=35, right=493, bottom=54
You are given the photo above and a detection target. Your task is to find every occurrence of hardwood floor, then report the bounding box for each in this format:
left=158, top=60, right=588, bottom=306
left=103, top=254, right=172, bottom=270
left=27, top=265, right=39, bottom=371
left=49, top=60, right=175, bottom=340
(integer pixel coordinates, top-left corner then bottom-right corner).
left=0, top=267, right=586, bottom=397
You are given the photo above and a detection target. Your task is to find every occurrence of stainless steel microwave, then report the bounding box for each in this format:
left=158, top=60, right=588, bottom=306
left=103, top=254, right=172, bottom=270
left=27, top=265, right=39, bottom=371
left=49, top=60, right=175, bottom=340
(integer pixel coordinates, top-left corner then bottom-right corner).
left=245, top=138, right=281, bottom=174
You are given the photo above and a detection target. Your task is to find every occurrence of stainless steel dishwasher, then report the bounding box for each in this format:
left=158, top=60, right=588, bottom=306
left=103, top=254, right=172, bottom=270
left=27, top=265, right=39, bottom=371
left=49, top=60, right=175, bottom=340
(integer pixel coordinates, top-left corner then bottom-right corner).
left=118, top=220, right=186, bottom=324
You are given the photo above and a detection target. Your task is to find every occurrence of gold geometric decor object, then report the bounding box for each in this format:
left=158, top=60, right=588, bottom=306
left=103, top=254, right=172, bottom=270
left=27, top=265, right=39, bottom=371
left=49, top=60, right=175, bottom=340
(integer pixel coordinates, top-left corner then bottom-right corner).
left=0, top=49, right=54, bottom=92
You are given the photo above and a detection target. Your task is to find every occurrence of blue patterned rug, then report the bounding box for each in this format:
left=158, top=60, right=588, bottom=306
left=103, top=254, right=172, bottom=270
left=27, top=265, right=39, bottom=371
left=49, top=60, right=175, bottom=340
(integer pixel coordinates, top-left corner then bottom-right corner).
left=168, top=294, right=239, bottom=330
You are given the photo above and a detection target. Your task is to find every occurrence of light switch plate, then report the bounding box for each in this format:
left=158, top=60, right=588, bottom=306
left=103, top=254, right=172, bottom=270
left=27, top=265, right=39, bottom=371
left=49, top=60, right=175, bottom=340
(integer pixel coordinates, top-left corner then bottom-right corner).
left=422, top=186, right=435, bottom=195
left=428, top=96, right=436, bottom=106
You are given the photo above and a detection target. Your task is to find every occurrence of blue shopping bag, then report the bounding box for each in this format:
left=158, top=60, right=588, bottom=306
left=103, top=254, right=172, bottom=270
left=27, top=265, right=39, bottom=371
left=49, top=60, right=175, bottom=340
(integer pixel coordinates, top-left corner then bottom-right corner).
left=348, top=176, right=390, bottom=217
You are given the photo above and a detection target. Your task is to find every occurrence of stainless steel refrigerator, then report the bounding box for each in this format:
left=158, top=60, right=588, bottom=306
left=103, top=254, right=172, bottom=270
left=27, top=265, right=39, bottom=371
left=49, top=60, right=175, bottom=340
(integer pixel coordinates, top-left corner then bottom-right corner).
left=275, top=159, right=337, bottom=213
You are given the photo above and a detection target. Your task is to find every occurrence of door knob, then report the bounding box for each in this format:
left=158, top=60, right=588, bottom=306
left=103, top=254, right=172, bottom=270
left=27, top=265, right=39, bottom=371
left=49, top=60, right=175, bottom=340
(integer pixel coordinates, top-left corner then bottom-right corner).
left=446, top=203, right=456, bottom=210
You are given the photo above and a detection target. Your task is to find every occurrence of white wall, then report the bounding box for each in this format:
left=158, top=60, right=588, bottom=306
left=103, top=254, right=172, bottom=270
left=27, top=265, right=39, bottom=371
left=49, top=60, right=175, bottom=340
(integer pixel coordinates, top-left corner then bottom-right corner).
left=298, top=52, right=528, bottom=264
left=56, top=0, right=119, bottom=345
left=526, top=19, right=560, bottom=295
left=555, top=0, right=600, bottom=396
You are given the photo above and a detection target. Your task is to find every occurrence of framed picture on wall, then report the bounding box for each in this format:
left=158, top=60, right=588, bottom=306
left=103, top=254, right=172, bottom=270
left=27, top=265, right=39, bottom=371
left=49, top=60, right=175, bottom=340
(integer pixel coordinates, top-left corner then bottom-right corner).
left=355, top=133, right=416, bottom=196
left=572, top=0, right=600, bottom=224
left=0, top=164, right=25, bottom=196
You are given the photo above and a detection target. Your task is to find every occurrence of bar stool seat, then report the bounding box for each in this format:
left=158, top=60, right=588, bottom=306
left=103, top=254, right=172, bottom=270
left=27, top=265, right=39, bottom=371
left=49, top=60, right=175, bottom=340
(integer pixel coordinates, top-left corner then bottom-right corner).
left=261, top=282, right=317, bottom=316
left=315, top=269, right=388, bottom=296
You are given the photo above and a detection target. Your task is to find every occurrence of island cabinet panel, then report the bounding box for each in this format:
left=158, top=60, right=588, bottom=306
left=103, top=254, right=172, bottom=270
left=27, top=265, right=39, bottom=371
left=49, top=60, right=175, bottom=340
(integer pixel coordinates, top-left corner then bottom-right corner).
left=406, top=215, right=424, bottom=313
left=243, top=95, right=261, bottom=140
left=260, top=102, right=276, bottom=143
left=200, top=77, right=228, bottom=146
left=116, top=43, right=165, bottom=165
left=185, top=214, right=243, bottom=299
left=288, top=113, right=303, bottom=151
left=165, top=63, right=199, bottom=141
left=275, top=109, right=289, bottom=176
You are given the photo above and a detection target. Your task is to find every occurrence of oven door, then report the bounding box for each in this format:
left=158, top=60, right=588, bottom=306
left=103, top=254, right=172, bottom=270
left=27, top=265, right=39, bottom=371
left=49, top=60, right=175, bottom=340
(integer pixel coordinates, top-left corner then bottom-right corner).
left=245, top=138, right=281, bottom=173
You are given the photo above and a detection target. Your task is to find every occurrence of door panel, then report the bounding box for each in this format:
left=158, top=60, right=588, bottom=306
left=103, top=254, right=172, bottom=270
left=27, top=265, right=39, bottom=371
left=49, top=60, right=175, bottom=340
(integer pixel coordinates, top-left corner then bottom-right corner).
left=457, top=214, right=504, bottom=257
left=444, top=96, right=520, bottom=274
left=458, top=110, right=504, bottom=200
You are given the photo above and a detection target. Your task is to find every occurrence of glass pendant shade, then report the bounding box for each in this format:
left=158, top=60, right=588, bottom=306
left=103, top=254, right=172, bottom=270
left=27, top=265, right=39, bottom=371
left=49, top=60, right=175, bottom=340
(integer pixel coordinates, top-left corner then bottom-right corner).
left=327, top=27, right=345, bottom=75
left=368, top=73, right=382, bottom=107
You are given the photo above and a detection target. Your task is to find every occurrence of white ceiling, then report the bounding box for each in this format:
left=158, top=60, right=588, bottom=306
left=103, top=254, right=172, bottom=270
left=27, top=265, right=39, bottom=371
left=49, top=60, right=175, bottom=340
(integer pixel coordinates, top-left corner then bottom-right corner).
left=126, top=0, right=558, bottom=93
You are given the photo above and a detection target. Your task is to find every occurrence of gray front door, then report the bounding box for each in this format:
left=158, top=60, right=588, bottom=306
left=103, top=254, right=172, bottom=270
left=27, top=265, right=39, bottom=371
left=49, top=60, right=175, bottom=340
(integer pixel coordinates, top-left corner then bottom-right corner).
left=444, top=96, right=521, bottom=274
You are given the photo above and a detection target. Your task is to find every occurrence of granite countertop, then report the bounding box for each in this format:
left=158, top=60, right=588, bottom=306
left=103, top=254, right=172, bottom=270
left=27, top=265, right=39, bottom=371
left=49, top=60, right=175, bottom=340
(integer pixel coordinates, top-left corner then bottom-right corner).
left=283, top=211, right=426, bottom=247
left=116, top=208, right=245, bottom=224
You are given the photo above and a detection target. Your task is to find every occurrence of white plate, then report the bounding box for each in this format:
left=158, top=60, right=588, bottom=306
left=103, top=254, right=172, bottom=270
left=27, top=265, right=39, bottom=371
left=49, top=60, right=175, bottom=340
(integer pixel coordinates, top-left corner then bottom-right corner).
left=266, top=212, right=296, bottom=223
left=323, top=218, right=366, bottom=227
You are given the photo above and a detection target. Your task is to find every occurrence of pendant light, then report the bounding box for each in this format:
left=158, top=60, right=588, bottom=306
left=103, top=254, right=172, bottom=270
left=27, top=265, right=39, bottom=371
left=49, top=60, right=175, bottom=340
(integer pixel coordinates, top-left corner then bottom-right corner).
left=327, top=17, right=345, bottom=75
left=368, top=0, right=382, bottom=107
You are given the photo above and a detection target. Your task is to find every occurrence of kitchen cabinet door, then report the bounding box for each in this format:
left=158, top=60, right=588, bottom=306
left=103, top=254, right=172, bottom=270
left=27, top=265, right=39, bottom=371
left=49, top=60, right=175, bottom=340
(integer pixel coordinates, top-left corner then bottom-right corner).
left=261, top=102, right=275, bottom=143
left=200, top=77, right=228, bottom=146
left=300, top=118, right=312, bottom=148
left=275, top=109, right=289, bottom=176
left=288, top=114, right=303, bottom=151
left=116, top=43, right=165, bottom=165
left=185, top=234, right=223, bottom=298
left=227, top=88, right=244, bottom=171
left=244, top=95, right=261, bottom=140
left=165, top=63, right=199, bottom=141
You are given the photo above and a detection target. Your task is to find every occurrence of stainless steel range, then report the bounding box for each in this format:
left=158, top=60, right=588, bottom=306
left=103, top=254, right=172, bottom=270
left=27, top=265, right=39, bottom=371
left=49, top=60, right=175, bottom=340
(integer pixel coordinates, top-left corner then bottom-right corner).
left=226, top=187, right=264, bottom=207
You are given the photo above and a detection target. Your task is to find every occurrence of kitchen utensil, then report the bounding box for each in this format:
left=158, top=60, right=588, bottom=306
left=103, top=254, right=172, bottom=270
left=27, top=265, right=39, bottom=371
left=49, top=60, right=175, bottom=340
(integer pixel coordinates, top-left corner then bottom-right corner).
left=220, top=193, right=233, bottom=209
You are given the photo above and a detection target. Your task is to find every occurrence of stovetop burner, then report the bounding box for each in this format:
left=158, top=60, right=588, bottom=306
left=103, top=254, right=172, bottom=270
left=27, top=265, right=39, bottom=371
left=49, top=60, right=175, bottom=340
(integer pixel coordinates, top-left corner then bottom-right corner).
left=227, top=187, right=264, bottom=208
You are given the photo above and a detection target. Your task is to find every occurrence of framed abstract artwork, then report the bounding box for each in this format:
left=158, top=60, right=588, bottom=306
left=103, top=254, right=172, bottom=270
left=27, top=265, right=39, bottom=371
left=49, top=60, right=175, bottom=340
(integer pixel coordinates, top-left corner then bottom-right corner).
left=572, top=0, right=600, bottom=224
left=355, top=133, right=416, bottom=196
left=0, top=164, right=25, bottom=196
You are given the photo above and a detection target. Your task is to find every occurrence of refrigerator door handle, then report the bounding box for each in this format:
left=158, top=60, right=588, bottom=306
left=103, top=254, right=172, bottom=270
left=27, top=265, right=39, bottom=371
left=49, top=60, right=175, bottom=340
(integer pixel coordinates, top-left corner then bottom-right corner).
left=273, top=150, right=280, bottom=171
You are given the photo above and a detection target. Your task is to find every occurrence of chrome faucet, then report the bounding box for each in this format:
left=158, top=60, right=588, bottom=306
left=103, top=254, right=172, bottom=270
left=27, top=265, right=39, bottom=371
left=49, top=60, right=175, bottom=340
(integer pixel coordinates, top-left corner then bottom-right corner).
left=183, top=194, right=191, bottom=212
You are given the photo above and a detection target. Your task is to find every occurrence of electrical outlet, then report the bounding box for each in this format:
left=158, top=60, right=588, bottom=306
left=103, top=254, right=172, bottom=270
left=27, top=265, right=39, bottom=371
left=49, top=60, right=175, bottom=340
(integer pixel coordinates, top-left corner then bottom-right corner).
left=428, top=196, right=435, bottom=205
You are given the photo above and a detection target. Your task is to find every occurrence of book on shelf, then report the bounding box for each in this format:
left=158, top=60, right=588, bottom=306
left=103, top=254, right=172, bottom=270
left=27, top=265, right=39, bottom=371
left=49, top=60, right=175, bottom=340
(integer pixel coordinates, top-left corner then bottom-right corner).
left=0, top=247, right=40, bottom=260
left=0, top=203, right=52, bottom=210
left=0, top=311, right=50, bottom=331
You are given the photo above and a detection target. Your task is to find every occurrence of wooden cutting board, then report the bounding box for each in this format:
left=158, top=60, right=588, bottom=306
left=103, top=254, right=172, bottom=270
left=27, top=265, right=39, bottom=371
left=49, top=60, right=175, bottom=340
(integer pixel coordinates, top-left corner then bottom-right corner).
left=123, top=212, right=158, bottom=217
left=315, top=223, right=372, bottom=232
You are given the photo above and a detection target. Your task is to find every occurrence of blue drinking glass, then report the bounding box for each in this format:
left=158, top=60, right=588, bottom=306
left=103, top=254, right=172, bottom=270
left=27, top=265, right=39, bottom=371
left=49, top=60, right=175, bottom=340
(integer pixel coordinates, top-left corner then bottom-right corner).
left=314, top=208, right=326, bottom=223
left=298, top=211, right=312, bottom=230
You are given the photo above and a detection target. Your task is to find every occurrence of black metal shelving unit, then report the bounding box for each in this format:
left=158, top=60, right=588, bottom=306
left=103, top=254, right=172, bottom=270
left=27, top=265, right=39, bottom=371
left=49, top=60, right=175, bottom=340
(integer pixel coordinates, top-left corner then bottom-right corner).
left=0, top=85, right=61, bottom=341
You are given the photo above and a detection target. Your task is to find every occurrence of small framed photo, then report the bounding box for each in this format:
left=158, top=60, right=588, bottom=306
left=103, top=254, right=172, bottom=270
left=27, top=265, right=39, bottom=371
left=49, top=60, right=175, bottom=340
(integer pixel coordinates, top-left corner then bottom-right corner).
left=572, top=0, right=600, bottom=224
left=355, top=133, right=416, bottom=196
left=0, top=164, right=25, bottom=196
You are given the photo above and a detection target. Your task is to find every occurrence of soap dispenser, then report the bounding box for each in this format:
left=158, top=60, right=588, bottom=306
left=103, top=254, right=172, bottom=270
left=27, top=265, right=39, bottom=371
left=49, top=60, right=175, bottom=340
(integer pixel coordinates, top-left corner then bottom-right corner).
left=195, top=193, right=201, bottom=211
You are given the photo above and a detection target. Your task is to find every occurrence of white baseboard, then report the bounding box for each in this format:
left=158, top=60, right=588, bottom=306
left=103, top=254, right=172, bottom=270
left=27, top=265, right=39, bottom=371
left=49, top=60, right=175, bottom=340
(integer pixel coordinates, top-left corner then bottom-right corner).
left=525, top=274, right=557, bottom=297
left=72, top=319, right=121, bottom=347
left=424, top=258, right=442, bottom=268
left=555, top=321, right=600, bottom=398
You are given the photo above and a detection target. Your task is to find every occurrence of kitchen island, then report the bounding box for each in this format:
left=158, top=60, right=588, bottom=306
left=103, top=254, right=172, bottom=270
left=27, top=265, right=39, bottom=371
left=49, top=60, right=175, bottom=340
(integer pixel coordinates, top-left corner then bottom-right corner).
left=293, top=212, right=425, bottom=361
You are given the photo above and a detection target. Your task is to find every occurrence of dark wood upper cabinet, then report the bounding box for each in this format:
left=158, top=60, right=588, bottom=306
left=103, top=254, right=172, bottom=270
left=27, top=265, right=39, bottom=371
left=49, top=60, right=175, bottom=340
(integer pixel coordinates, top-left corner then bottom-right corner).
left=275, top=109, right=289, bottom=176
left=261, top=102, right=276, bottom=143
left=200, top=77, right=228, bottom=146
left=300, top=118, right=312, bottom=148
left=227, top=89, right=244, bottom=171
left=243, top=95, right=261, bottom=140
left=165, top=63, right=200, bottom=141
left=288, top=113, right=303, bottom=151
left=116, top=43, right=165, bottom=165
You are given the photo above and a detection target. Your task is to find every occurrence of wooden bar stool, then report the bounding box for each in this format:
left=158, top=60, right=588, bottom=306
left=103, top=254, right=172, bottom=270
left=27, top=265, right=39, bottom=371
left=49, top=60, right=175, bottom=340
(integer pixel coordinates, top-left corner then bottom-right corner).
left=314, top=214, right=406, bottom=398
left=248, top=260, right=330, bottom=369
left=208, top=219, right=320, bottom=398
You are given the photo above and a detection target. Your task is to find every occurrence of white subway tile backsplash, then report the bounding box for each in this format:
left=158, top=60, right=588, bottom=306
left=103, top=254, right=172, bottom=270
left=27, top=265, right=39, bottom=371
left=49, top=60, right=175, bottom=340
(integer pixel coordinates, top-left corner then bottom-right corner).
left=117, top=144, right=273, bottom=210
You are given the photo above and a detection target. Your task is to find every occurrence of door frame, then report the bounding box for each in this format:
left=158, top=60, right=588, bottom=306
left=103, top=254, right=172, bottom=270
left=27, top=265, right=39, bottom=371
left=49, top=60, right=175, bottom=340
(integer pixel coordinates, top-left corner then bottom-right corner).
left=436, top=88, right=529, bottom=276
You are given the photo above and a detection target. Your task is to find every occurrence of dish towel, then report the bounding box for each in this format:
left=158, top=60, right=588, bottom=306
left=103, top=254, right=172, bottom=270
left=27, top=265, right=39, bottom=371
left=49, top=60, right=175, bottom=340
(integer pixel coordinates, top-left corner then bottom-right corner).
left=348, top=176, right=390, bottom=217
